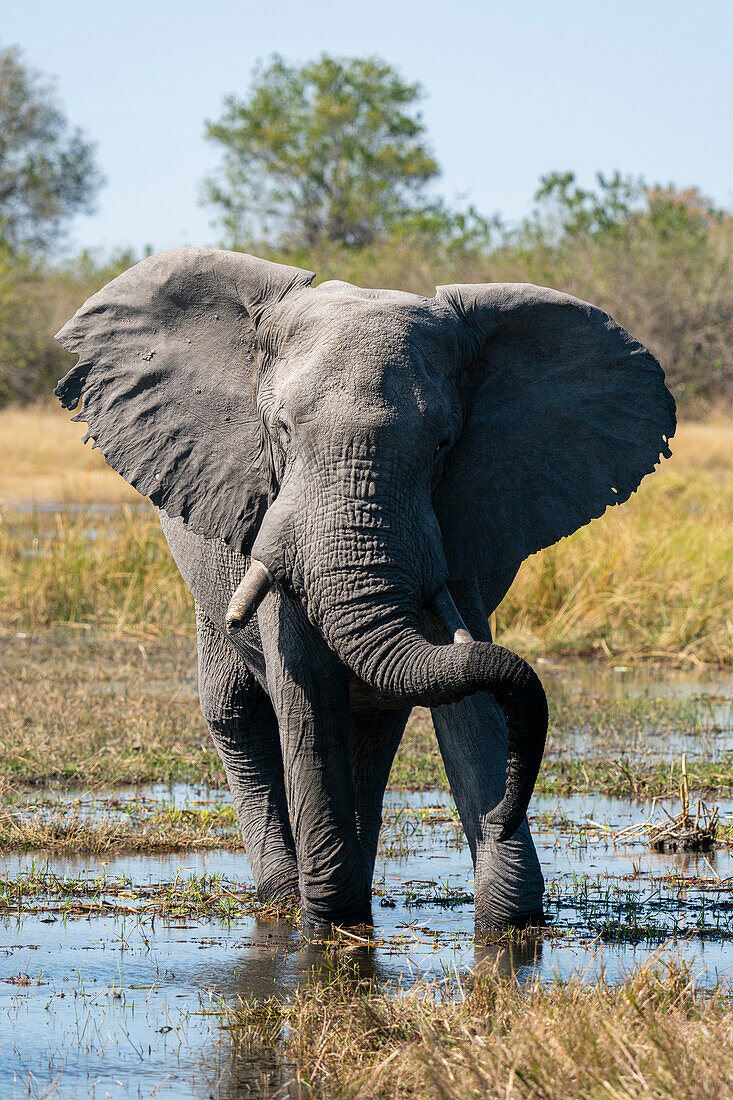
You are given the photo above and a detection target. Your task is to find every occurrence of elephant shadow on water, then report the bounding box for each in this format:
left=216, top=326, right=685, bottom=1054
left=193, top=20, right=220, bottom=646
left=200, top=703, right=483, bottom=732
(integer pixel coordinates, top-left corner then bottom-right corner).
left=54, top=247, right=675, bottom=936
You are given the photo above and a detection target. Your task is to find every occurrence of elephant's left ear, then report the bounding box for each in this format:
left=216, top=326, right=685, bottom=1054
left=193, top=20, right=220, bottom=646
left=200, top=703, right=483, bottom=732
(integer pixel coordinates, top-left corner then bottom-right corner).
left=432, top=283, right=676, bottom=581
left=55, top=247, right=315, bottom=553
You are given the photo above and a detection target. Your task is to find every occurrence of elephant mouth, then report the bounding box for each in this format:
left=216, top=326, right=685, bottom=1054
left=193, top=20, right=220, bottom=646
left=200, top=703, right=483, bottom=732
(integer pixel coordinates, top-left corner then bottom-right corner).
left=347, top=673, right=409, bottom=712
left=225, top=560, right=548, bottom=840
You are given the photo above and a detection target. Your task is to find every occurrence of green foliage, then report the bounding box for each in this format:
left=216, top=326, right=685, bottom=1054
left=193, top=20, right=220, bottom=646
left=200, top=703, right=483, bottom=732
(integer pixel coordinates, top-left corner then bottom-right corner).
left=0, top=44, right=102, bottom=253
left=2, top=188, right=731, bottom=411
left=524, top=170, right=645, bottom=242
left=0, top=43, right=107, bottom=405
left=512, top=178, right=732, bottom=407
left=203, top=53, right=440, bottom=247
left=0, top=244, right=53, bottom=405
left=521, top=170, right=725, bottom=250
left=0, top=247, right=135, bottom=407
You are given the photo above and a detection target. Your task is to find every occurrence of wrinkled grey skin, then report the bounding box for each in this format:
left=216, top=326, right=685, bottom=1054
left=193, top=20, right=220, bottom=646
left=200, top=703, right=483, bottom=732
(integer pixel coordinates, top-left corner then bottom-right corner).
left=54, top=248, right=676, bottom=932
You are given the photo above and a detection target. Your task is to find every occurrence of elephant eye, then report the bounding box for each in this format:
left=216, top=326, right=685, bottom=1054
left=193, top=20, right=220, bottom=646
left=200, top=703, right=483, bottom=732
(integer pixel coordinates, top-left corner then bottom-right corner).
left=434, top=439, right=450, bottom=458
left=273, top=416, right=292, bottom=449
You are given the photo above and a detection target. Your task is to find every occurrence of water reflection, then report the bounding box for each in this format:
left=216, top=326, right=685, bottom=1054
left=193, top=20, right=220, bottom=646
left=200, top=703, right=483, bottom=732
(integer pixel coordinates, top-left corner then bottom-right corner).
left=2, top=778, right=733, bottom=1096
left=474, top=935, right=545, bottom=981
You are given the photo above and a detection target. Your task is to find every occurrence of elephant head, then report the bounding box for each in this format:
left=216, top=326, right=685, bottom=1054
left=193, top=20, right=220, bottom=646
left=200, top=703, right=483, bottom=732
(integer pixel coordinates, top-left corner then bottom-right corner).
left=55, top=248, right=676, bottom=839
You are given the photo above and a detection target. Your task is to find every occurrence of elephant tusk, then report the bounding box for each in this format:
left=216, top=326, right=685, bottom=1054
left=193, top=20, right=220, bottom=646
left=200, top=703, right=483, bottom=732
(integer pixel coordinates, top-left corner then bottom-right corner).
left=429, top=586, right=474, bottom=645
left=226, top=560, right=275, bottom=633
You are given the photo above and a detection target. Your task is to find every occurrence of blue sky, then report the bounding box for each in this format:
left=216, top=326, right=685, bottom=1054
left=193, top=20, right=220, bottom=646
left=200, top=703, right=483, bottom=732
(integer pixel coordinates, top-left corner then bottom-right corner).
left=5, top=0, right=732, bottom=255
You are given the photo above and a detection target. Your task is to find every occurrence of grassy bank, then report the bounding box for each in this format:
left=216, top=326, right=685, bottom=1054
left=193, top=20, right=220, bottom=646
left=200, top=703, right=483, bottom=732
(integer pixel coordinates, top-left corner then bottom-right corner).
left=221, top=958, right=733, bottom=1099
left=0, top=632, right=728, bottom=794
left=1, top=407, right=731, bottom=664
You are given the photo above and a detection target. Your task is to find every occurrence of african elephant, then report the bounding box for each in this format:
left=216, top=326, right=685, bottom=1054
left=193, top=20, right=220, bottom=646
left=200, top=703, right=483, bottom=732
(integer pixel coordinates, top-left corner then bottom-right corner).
left=54, top=248, right=675, bottom=932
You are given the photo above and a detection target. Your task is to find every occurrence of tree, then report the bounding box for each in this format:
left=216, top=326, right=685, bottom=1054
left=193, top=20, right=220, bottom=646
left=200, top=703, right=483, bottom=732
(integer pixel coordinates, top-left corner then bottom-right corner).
left=0, top=44, right=102, bottom=253
left=523, top=171, right=645, bottom=244
left=203, top=54, right=440, bottom=248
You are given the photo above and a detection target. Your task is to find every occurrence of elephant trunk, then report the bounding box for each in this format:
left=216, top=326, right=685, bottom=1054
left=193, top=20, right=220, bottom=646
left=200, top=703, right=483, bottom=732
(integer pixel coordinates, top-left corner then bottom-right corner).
left=227, top=466, right=548, bottom=841
left=319, top=586, right=547, bottom=840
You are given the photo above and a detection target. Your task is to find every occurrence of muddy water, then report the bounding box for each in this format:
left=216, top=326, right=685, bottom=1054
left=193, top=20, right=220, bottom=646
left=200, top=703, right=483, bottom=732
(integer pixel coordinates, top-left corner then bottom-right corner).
left=1, top=664, right=732, bottom=1096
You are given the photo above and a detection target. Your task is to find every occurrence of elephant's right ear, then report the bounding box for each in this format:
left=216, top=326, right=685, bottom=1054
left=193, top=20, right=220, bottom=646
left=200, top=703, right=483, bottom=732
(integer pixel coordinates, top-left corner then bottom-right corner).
left=55, top=247, right=315, bottom=553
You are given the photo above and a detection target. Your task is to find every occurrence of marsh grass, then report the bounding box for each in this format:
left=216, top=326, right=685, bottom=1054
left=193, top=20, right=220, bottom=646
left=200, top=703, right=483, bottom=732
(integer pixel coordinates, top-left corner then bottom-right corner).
left=221, top=956, right=733, bottom=1099
left=0, top=633, right=729, bottom=794
left=0, top=632, right=220, bottom=788
left=0, top=506, right=191, bottom=635
left=1, top=408, right=731, bottom=663
left=0, top=868, right=299, bottom=922
left=0, top=802, right=242, bottom=853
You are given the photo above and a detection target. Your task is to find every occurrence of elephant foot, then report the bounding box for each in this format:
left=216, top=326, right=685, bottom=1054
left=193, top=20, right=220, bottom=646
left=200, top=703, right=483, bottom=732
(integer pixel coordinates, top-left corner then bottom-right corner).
left=300, top=904, right=374, bottom=937
left=256, top=869, right=301, bottom=905
left=474, top=908, right=546, bottom=940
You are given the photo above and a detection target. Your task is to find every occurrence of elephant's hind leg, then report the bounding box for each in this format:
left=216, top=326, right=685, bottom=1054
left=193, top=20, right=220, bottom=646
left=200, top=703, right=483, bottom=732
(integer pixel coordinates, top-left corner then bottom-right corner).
left=196, top=608, right=299, bottom=902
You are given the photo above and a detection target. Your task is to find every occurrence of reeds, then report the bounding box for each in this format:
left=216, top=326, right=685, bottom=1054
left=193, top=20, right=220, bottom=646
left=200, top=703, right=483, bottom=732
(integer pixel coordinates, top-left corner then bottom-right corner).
left=590, top=755, right=720, bottom=851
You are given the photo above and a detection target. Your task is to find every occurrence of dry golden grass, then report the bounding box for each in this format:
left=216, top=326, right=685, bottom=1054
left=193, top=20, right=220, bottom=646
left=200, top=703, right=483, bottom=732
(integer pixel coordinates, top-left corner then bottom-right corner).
left=497, top=416, right=733, bottom=665
left=0, top=505, right=191, bottom=635
left=668, top=417, right=733, bottom=475
left=1, top=406, right=731, bottom=664
left=224, top=954, right=733, bottom=1099
left=0, top=402, right=139, bottom=505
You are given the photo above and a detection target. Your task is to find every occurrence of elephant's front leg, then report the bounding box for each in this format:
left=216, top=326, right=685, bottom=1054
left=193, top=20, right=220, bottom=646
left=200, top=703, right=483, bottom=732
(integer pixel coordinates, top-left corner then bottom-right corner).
left=352, top=708, right=411, bottom=887
left=196, top=608, right=299, bottom=901
left=432, top=695, right=545, bottom=931
left=258, top=590, right=371, bottom=927
left=430, top=581, right=545, bottom=933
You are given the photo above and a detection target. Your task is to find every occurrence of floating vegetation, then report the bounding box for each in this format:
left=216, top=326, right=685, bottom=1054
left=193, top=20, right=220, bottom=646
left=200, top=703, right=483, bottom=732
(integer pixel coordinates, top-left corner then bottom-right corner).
left=587, top=756, right=720, bottom=852
left=0, top=868, right=299, bottom=923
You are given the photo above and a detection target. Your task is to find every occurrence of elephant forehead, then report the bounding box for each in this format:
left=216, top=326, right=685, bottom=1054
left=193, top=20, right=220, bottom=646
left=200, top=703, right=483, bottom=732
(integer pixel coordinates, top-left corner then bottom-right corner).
left=272, top=284, right=447, bottom=358
left=274, top=332, right=453, bottom=433
left=261, top=290, right=459, bottom=436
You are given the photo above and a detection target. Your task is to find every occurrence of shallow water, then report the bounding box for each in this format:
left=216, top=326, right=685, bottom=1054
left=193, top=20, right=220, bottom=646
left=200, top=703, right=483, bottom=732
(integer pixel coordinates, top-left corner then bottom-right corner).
left=543, top=660, right=733, bottom=750
left=2, top=782, right=733, bottom=1097
left=540, top=658, right=733, bottom=699
left=2, top=655, right=733, bottom=1097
